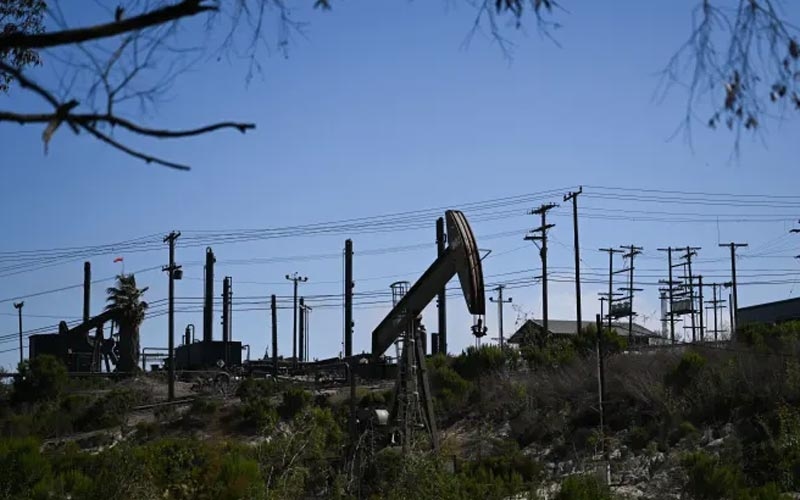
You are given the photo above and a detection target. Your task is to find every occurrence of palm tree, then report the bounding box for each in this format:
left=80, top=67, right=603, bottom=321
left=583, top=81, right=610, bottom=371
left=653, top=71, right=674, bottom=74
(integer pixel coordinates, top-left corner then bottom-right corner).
left=106, top=274, right=148, bottom=372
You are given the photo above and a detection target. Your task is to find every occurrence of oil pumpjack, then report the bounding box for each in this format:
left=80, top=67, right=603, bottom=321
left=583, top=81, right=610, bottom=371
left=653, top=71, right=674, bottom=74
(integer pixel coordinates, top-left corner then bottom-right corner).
left=371, top=210, right=486, bottom=452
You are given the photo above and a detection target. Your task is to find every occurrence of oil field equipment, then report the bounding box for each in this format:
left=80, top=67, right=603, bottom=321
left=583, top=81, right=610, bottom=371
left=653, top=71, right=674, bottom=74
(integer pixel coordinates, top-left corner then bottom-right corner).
left=371, top=210, right=486, bottom=453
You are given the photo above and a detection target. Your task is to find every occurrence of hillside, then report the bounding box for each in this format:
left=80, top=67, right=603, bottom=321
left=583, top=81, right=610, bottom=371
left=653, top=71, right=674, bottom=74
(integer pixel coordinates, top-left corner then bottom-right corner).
left=3, top=322, right=800, bottom=499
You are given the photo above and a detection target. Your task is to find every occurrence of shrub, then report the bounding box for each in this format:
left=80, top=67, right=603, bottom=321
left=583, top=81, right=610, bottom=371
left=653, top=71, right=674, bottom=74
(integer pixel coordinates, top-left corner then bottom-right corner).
left=278, top=387, right=312, bottom=420
left=665, top=350, right=706, bottom=392
left=428, top=359, right=472, bottom=419
left=682, top=451, right=744, bottom=499
left=0, top=437, right=52, bottom=497
left=77, top=388, right=144, bottom=431
left=13, top=355, right=68, bottom=403
left=556, top=474, right=613, bottom=500
left=240, top=395, right=278, bottom=431
left=236, top=377, right=278, bottom=402
left=452, top=345, right=507, bottom=381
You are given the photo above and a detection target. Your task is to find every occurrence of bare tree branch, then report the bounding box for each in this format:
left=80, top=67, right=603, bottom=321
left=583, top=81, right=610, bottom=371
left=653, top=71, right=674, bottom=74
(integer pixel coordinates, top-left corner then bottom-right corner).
left=0, top=0, right=217, bottom=51
left=0, top=111, right=254, bottom=137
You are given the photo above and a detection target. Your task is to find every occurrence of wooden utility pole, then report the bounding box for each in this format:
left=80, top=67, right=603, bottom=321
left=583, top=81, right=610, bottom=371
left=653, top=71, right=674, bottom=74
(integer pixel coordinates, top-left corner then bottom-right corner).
left=657, top=247, right=678, bottom=344
left=299, top=297, right=305, bottom=362
left=435, top=218, right=447, bottom=355
left=705, top=283, right=726, bottom=342
left=719, top=242, right=747, bottom=339
left=489, top=285, right=512, bottom=348
left=285, top=272, right=308, bottom=364
left=621, top=245, right=643, bottom=344
left=595, top=313, right=607, bottom=460
left=680, top=247, right=701, bottom=342
left=564, top=187, right=583, bottom=335
left=271, top=294, right=278, bottom=377
left=697, top=275, right=705, bottom=342
left=599, top=248, right=625, bottom=335
left=162, top=231, right=181, bottom=401
left=13, top=301, right=24, bottom=365
left=526, top=203, right=558, bottom=337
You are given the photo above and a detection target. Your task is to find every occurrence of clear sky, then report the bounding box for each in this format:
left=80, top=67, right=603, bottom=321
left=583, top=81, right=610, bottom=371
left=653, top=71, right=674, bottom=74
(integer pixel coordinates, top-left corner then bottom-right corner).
left=2, top=1, right=800, bottom=370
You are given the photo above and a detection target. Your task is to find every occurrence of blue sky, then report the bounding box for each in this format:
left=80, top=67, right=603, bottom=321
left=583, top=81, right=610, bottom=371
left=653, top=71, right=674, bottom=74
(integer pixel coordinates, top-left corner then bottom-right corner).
left=1, top=1, right=800, bottom=370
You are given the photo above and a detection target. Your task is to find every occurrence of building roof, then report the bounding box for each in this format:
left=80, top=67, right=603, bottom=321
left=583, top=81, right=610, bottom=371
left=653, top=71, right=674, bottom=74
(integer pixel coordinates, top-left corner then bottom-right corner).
left=507, top=318, right=659, bottom=344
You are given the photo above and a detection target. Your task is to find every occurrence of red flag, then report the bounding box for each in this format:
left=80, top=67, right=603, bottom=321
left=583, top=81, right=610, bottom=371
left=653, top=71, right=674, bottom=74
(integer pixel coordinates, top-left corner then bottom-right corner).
left=113, top=257, right=124, bottom=263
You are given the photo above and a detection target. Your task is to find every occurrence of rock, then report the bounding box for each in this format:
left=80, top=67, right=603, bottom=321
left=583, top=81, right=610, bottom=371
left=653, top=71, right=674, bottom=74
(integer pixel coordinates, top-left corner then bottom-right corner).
left=706, top=437, right=725, bottom=449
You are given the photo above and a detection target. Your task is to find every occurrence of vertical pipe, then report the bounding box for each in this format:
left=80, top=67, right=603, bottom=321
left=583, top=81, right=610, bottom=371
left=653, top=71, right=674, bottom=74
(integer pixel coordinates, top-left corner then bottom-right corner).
left=345, top=239, right=354, bottom=358
left=271, top=294, right=278, bottom=377
left=222, top=277, right=231, bottom=342
left=436, top=218, right=447, bottom=355
left=203, top=248, right=215, bottom=342
left=299, top=297, right=305, bottom=363
left=83, top=261, right=91, bottom=323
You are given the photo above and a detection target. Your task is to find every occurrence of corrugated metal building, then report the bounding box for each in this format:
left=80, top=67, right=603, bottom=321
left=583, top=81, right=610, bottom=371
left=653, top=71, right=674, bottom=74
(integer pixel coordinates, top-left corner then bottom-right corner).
left=507, top=319, right=660, bottom=346
left=738, top=297, right=800, bottom=326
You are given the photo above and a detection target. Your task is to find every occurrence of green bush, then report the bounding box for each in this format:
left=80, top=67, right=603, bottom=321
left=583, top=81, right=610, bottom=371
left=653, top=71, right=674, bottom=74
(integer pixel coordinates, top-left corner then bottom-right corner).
left=278, top=387, right=312, bottom=420
left=0, top=437, right=52, bottom=497
left=190, top=397, right=221, bottom=416
left=556, top=474, right=613, bottom=500
left=13, top=355, right=68, bottom=403
left=237, top=377, right=278, bottom=402
left=452, top=345, right=507, bottom=381
left=240, top=395, right=278, bottom=431
left=665, top=350, right=707, bottom=392
left=683, top=451, right=745, bottom=499
left=428, top=357, right=473, bottom=419
left=77, top=388, right=145, bottom=431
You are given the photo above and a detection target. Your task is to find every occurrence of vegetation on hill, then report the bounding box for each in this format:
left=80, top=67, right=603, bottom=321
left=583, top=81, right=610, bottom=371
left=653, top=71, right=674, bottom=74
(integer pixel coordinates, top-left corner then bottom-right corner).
left=2, top=322, right=800, bottom=498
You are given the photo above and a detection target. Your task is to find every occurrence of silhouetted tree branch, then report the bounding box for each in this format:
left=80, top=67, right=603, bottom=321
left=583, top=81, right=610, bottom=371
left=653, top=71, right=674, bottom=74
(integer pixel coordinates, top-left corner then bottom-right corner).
left=0, top=0, right=217, bottom=51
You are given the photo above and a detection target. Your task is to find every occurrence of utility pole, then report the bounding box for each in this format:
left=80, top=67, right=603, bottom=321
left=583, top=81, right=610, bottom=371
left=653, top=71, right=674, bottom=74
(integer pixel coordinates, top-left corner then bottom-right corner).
left=489, top=285, right=512, bottom=348
left=564, top=187, right=583, bottom=335
left=162, top=231, right=181, bottom=401
left=621, top=245, right=643, bottom=344
left=13, top=301, right=24, bottom=365
left=599, top=248, right=625, bottom=335
left=299, top=297, right=305, bottom=363
left=344, top=239, right=354, bottom=358
left=435, top=218, right=447, bottom=355
left=680, top=247, right=701, bottom=342
left=285, top=272, right=308, bottom=364
left=526, top=203, right=558, bottom=337
left=705, top=283, right=726, bottom=342
left=303, top=302, right=313, bottom=361
left=697, top=275, right=705, bottom=342
left=271, top=294, right=278, bottom=377
left=657, top=247, right=678, bottom=344
left=595, top=313, right=607, bottom=471
left=719, top=242, right=747, bottom=340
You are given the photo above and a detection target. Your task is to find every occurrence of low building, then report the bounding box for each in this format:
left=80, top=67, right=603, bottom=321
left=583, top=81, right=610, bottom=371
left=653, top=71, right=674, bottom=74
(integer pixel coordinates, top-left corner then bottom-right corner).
left=507, top=319, right=660, bottom=346
left=738, top=297, right=800, bottom=327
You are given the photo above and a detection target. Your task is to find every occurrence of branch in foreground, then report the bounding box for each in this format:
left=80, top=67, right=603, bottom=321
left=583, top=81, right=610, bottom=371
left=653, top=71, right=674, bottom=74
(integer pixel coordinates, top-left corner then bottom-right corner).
left=0, top=0, right=217, bottom=51
left=79, top=123, right=191, bottom=171
left=0, top=111, right=255, bottom=138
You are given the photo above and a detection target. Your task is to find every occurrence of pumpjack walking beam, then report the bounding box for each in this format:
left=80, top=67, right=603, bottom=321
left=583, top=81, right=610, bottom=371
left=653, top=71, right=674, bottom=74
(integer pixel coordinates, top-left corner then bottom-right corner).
left=371, top=210, right=486, bottom=452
